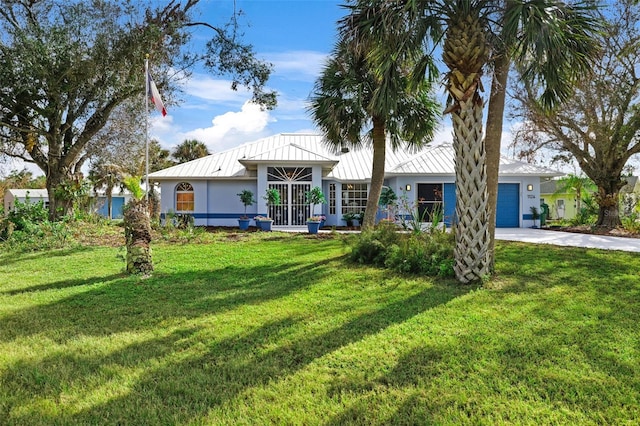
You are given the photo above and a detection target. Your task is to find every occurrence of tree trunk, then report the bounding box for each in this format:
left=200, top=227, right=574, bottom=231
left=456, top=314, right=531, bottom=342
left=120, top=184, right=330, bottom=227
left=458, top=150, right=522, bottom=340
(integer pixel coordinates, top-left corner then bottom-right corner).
left=46, top=167, right=75, bottom=221
left=453, top=98, right=490, bottom=283
left=485, top=54, right=510, bottom=271
left=124, top=198, right=153, bottom=275
left=362, top=117, right=386, bottom=230
left=595, top=187, right=621, bottom=228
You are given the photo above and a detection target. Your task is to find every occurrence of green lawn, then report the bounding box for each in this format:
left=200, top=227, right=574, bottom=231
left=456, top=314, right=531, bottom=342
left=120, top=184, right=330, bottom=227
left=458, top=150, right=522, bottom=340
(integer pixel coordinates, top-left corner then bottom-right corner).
left=1, top=233, right=638, bottom=425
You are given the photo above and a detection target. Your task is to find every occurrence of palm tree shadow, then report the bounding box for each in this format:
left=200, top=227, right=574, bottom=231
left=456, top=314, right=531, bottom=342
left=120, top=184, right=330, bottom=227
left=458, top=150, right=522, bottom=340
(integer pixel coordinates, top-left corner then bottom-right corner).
left=64, top=284, right=468, bottom=424
left=0, top=273, right=125, bottom=295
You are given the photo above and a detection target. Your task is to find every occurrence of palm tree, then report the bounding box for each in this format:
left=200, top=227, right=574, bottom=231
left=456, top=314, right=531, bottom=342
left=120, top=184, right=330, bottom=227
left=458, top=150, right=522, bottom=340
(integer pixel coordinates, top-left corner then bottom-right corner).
left=346, top=0, right=600, bottom=282
left=88, top=162, right=123, bottom=220
left=172, top=139, right=210, bottom=164
left=308, top=35, right=440, bottom=230
left=122, top=176, right=153, bottom=275
left=554, top=174, right=595, bottom=215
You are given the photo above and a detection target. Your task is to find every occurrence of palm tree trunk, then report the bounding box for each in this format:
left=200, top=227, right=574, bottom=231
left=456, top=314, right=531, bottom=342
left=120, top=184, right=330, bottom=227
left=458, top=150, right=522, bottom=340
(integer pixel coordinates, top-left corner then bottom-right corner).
left=124, top=198, right=153, bottom=275
left=453, top=97, right=490, bottom=283
left=485, top=54, right=510, bottom=271
left=362, top=117, right=386, bottom=230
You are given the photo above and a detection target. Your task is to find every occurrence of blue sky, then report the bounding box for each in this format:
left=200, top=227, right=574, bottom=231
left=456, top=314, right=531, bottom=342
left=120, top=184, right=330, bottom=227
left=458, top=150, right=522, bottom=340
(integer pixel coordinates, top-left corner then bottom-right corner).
left=150, top=0, right=354, bottom=153
left=1, top=0, right=510, bottom=176
left=150, top=0, right=470, bottom=155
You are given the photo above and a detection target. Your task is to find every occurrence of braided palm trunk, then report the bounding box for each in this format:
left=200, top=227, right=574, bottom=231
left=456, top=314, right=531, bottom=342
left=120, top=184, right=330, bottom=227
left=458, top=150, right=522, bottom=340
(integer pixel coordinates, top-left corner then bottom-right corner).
left=452, top=100, right=490, bottom=282
left=124, top=198, right=153, bottom=275
left=443, top=8, right=490, bottom=283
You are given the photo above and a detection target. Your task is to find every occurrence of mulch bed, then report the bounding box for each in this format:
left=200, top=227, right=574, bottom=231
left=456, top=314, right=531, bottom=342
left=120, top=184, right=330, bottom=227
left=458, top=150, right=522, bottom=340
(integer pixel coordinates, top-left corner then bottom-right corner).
left=544, top=225, right=640, bottom=239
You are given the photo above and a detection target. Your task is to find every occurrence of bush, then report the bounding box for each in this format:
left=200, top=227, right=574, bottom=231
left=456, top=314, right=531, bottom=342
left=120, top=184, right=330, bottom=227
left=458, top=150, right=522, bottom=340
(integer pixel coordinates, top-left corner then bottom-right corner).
left=349, top=222, right=400, bottom=266
left=384, top=231, right=455, bottom=276
left=349, top=222, right=455, bottom=277
left=1, top=198, right=74, bottom=251
left=5, top=198, right=48, bottom=231
left=621, top=213, right=640, bottom=233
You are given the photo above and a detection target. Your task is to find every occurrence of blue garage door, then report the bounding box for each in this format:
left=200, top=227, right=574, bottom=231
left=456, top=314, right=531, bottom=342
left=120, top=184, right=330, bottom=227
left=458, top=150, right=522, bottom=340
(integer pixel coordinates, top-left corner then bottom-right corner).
left=440, top=183, right=519, bottom=228
left=111, top=197, right=125, bottom=219
left=96, top=196, right=125, bottom=219
left=496, top=183, right=519, bottom=227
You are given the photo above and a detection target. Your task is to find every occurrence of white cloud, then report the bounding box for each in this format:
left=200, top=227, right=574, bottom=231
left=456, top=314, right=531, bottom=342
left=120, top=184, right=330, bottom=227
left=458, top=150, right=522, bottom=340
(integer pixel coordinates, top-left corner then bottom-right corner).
left=179, top=101, right=274, bottom=152
left=183, top=73, right=253, bottom=104
left=267, top=50, right=328, bottom=81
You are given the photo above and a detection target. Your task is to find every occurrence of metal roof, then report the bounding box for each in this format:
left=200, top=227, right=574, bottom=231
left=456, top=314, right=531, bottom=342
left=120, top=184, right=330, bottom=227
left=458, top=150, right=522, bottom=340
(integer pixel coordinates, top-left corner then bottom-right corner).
left=6, top=189, right=48, bottom=198
left=148, top=133, right=563, bottom=181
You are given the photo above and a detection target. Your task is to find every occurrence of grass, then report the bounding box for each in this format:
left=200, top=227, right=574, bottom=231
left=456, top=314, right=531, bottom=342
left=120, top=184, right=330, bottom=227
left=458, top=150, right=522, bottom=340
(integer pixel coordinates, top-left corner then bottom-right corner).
left=0, top=231, right=639, bottom=425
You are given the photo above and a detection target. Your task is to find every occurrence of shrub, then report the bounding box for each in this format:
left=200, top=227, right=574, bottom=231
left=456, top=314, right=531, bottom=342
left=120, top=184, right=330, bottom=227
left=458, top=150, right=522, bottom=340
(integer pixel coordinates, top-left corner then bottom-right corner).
left=384, top=231, right=455, bottom=276
left=0, top=197, right=76, bottom=251
left=349, top=222, right=455, bottom=277
left=621, top=213, right=640, bottom=234
left=5, top=198, right=48, bottom=231
left=349, top=222, right=400, bottom=266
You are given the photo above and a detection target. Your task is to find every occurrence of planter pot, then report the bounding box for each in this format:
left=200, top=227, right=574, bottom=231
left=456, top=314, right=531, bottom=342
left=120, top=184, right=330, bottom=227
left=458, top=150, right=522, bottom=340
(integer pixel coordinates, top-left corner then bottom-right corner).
left=256, top=220, right=273, bottom=231
left=238, top=218, right=251, bottom=230
left=307, top=221, right=321, bottom=234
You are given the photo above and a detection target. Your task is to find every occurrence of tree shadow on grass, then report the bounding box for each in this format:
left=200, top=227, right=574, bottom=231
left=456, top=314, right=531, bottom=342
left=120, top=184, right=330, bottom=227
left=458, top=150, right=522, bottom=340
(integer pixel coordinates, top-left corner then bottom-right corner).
left=324, top=246, right=640, bottom=425
left=0, top=245, right=96, bottom=268
left=62, top=284, right=465, bottom=425
left=0, top=258, right=323, bottom=343
left=0, top=273, right=125, bottom=296
left=0, top=256, right=468, bottom=425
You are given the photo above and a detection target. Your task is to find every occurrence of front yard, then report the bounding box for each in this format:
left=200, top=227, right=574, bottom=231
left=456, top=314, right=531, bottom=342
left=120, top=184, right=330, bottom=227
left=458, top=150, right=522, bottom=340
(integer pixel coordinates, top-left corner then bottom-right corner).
left=0, top=232, right=638, bottom=425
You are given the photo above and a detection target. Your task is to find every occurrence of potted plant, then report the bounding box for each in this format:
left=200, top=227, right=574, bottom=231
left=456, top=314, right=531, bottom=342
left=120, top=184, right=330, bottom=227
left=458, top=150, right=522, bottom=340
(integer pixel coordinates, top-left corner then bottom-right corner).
left=256, top=188, right=281, bottom=231
left=342, top=212, right=356, bottom=227
left=306, top=215, right=325, bottom=234
left=530, top=206, right=540, bottom=228
left=237, top=189, right=255, bottom=230
left=305, top=186, right=326, bottom=221
left=379, top=187, right=398, bottom=220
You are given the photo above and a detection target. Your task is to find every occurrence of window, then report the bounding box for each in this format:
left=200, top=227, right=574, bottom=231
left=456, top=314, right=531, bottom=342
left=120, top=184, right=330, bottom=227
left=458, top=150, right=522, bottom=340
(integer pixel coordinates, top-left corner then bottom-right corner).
left=417, top=183, right=443, bottom=222
left=329, top=183, right=336, bottom=215
left=176, top=182, right=194, bottom=212
left=341, top=183, right=367, bottom=214
left=267, top=167, right=312, bottom=182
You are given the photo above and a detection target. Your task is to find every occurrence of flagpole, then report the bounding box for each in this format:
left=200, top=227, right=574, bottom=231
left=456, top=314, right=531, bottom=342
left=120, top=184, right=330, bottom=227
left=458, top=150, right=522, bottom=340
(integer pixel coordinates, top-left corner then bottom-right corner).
left=144, top=54, right=150, bottom=203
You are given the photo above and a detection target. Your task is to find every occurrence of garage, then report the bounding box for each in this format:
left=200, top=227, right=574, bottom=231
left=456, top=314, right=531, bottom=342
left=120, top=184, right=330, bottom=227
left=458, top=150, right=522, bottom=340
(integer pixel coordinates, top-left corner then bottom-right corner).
left=496, top=183, right=520, bottom=227
left=440, top=182, right=520, bottom=228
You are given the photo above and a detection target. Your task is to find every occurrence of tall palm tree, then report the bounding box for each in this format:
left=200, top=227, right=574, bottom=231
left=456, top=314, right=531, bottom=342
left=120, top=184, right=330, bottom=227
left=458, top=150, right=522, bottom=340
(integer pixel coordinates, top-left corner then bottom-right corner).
left=308, top=35, right=440, bottom=230
left=88, top=162, right=123, bottom=220
left=346, top=0, right=600, bottom=282
left=172, top=139, right=210, bottom=164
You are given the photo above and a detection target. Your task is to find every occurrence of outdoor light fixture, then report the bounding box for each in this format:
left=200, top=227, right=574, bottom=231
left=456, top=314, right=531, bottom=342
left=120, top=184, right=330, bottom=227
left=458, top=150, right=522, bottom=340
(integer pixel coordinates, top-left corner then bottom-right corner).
left=527, top=184, right=534, bottom=191
left=405, top=184, right=411, bottom=191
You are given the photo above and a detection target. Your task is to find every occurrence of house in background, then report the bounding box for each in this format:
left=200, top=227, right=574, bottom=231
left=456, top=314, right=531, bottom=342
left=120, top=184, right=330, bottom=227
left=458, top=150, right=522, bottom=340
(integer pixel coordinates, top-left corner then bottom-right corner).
left=3, top=188, right=132, bottom=219
left=3, top=189, right=49, bottom=213
left=149, top=133, right=562, bottom=229
left=541, top=176, right=640, bottom=221
left=540, top=180, right=577, bottom=221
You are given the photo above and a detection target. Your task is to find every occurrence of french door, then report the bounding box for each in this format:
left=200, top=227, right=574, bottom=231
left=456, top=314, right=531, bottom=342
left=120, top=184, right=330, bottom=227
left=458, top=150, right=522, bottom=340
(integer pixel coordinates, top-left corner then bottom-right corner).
left=268, top=183, right=311, bottom=225
left=267, top=166, right=313, bottom=226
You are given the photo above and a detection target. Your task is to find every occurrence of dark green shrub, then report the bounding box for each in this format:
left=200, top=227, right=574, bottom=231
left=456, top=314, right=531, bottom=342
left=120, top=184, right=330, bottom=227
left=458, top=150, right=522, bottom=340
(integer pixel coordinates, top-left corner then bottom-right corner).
left=349, top=222, right=401, bottom=266
left=1, top=197, right=74, bottom=251
left=6, top=198, right=49, bottom=231
left=349, top=223, right=455, bottom=277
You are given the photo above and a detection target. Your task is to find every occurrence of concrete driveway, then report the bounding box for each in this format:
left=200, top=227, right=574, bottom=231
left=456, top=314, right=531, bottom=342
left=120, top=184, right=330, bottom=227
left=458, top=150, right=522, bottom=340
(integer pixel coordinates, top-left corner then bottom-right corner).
left=495, top=228, right=640, bottom=252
